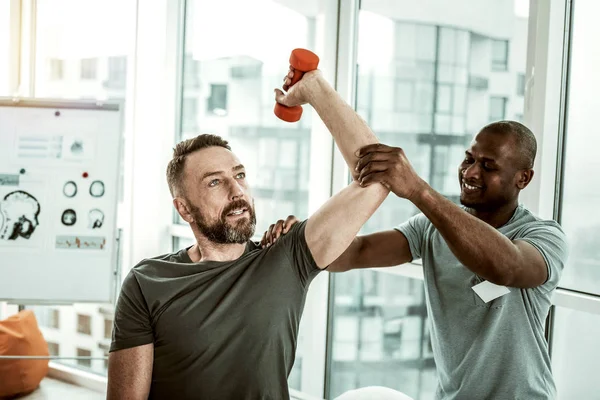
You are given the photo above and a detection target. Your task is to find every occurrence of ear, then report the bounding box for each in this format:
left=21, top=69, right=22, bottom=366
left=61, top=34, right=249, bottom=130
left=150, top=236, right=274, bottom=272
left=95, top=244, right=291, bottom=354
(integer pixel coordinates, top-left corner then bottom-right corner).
left=516, top=169, right=534, bottom=190
left=173, top=198, right=194, bottom=223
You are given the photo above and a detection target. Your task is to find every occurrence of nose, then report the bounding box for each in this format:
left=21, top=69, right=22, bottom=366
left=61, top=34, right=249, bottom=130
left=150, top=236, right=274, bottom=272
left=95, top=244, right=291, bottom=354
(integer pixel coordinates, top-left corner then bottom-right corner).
left=228, top=179, right=245, bottom=201
left=462, top=163, right=480, bottom=181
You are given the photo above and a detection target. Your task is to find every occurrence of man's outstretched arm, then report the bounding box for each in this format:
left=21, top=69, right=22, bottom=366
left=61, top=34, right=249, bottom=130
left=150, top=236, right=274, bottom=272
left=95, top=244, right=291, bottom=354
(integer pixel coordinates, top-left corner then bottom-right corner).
left=275, top=69, right=390, bottom=268
left=276, top=69, right=379, bottom=181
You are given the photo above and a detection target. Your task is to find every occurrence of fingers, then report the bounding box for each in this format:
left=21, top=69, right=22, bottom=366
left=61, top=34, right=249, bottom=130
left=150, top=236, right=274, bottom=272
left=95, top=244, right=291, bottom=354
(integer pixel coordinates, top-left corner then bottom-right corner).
left=357, top=161, right=388, bottom=183
left=274, top=88, right=290, bottom=106
left=355, top=151, right=391, bottom=173
left=264, top=223, right=275, bottom=248
left=283, top=215, right=299, bottom=234
left=272, top=220, right=285, bottom=242
left=260, top=227, right=270, bottom=248
left=262, top=220, right=286, bottom=248
left=359, top=171, right=389, bottom=188
left=355, top=143, right=394, bottom=158
left=261, top=216, right=299, bottom=248
left=280, top=68, right=295, bottom=91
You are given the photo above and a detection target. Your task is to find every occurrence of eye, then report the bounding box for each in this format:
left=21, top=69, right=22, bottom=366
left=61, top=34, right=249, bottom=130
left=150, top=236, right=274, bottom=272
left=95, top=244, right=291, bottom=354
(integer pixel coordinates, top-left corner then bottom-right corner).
left=208, top=179, right=220, bottom=187
left=463, top=157, right=474, bottom=164
left=483, top=163, right=496, bottom=171
left=236, top=172, right=246, bottom=179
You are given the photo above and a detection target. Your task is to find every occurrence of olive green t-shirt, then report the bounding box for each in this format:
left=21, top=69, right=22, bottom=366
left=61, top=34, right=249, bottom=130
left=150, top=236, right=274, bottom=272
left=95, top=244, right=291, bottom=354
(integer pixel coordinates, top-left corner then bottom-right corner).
left=110, top=220, right=320, bottom=399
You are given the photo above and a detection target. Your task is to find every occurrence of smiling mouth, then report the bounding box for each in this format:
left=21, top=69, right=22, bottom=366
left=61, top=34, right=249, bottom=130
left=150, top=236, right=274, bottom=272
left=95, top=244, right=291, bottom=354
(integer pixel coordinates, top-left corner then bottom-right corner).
left=462, top=181, right=483, bottom=191
left=226, top=208, right=248, bottom=216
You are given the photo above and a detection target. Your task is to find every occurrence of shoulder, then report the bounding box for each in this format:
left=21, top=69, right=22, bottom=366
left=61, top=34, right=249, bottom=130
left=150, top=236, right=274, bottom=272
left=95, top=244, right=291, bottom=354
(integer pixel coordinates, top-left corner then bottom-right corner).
left=131, top=249, right=189, bottom=272
left=513, top=206, right=566, bottom=238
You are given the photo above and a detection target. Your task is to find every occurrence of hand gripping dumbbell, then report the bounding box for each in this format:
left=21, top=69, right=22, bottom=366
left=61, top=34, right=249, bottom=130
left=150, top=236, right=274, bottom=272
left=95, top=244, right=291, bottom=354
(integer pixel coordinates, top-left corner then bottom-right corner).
left=274, top=48, right=320, bottom=122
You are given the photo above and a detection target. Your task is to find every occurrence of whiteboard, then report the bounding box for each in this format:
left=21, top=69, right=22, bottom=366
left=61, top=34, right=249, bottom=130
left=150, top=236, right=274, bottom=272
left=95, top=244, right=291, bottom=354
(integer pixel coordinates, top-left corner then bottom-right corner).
left=0, top=98, right=122, bottom=304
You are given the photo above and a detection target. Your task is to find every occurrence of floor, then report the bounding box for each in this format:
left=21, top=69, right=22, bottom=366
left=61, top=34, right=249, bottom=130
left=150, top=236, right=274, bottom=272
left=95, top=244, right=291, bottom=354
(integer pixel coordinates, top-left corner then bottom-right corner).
left=19, top=378, right=105, bottom=400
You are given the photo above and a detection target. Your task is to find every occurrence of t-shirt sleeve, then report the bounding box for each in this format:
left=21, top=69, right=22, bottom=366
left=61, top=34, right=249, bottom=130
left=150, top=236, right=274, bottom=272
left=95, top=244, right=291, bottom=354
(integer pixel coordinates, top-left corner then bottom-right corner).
left=515, top=221, right=569, bottom=294
left=109, top=269, right=154, bottom=352
left=394, top=213, right=429, bottom=261
left=276, top=219, right=320, bottom=289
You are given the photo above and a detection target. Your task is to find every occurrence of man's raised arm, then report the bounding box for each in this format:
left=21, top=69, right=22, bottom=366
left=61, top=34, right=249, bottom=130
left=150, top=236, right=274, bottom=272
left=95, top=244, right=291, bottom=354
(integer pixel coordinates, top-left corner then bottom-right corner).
left=275, top=69, right=390, bottom=268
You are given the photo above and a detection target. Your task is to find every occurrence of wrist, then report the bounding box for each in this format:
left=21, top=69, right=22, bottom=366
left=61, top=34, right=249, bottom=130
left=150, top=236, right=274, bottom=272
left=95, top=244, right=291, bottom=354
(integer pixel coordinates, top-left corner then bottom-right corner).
left=306, top=76, right=333, bottom=106
left=410, top=179, right=433, bottom=206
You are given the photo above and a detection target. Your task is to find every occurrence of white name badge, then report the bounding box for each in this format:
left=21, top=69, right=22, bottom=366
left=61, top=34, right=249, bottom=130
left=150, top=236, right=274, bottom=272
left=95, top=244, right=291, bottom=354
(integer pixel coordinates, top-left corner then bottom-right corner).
left=472, top=280, right=510, bottom=303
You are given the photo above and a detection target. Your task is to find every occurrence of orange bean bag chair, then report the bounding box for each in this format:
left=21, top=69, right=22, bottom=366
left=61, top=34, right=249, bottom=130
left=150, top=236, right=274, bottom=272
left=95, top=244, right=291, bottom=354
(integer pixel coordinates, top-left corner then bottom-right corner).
left=0, top=310, right=49, bottom=398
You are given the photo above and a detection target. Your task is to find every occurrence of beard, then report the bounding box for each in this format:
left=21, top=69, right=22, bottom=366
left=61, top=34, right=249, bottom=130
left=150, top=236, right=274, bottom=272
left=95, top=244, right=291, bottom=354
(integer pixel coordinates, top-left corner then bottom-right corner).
left=190, top=199, right=256, bottom=244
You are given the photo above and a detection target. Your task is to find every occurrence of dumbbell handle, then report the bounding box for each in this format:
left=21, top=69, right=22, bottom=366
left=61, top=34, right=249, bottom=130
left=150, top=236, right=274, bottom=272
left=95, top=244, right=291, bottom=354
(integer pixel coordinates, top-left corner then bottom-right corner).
left=274, top=49, right=320, bottom=123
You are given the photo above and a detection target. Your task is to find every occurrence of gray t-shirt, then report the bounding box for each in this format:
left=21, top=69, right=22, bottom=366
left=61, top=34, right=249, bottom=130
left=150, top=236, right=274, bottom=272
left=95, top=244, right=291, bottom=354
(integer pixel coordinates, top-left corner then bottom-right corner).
left=396, top=205, right=568, bottom=400
left=110, top=220, right=320, bottom=400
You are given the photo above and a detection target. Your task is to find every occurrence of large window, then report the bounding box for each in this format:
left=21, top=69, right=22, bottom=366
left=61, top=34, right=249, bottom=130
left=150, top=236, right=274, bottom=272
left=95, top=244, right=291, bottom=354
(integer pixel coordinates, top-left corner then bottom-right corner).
left=177, top=0, right=335, bottom=393
left=558, top=0, right=600, bottom=296
left=26, top=0, right=136, bottom=376
left=178, top=0, right=323, bottom=237
left=328, top=2, right=529, bottom=399
left=0, top=1, right=10, bottom=95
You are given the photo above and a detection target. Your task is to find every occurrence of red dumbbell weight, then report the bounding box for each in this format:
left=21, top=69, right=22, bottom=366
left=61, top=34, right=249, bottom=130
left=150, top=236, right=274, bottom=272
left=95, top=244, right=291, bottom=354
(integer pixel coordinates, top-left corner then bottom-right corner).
left=274, top=48, right=320, bottom=122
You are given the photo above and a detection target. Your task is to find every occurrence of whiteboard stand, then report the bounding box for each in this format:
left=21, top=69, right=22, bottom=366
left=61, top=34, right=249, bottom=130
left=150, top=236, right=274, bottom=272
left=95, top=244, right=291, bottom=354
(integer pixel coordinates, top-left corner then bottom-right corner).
left=112, top=228, right=123, bottom=305
left=0, top=98, right=123, bottom=305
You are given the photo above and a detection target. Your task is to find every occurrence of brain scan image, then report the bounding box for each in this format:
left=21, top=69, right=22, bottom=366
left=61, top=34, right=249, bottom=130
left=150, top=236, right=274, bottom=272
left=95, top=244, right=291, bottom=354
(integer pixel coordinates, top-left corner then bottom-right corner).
left=63, top=181, right=77, bottom=198
left=88, top=209, right=104, bottom=229
left=0, top=190, right=41, bottom=241
left=61, top=209, right=77, bottom=226
left=89, top=180, right=105, bottom=198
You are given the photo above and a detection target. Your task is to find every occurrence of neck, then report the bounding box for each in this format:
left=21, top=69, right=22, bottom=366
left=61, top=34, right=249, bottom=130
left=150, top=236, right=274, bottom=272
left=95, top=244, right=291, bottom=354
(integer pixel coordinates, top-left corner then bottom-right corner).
left=465, top=200, right=519, bottom=228
left=187, top=235, right=247, bottom=262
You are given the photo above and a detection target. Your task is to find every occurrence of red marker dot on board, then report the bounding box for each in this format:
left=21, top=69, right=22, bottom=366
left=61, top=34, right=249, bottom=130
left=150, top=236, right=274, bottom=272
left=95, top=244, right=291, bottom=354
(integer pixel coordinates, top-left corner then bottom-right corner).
left=82, top=172, right=89, bottom=178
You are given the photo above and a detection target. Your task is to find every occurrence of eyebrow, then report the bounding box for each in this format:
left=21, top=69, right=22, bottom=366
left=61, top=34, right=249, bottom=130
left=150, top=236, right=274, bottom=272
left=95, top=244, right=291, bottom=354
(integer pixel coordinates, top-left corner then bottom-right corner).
left=201, top=164, right=245, bottom=181
left=465, top=151, right=497, bottom=163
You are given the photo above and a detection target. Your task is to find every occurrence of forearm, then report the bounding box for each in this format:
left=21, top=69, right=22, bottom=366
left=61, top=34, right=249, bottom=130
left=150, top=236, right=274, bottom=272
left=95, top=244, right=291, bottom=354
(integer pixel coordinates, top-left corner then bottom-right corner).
left=412, top=185, right=522, bottom=285
left=308, top=79, right=378, bottom=180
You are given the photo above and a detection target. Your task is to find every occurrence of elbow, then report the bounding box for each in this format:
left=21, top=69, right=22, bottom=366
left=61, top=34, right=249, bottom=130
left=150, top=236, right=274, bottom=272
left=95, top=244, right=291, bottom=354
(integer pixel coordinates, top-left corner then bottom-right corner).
left=327, top=236, right=364, bottom=272
left=485, top=261, right=519, bottom=287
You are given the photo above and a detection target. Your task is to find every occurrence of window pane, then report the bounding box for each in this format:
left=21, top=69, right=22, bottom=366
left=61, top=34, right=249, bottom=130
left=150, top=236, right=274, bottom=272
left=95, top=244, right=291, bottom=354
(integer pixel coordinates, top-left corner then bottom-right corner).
left=489, top=96, right=506, bottom=122
left=491, top=39, right=508, bottom=71
left=0, top=1, right=10, bottom=95
left=330, top=2, right=530, bottom=398
left=76, top=348, right=92, bottom=368
left=77, top=314, right=92, bottom=335
left=559, top=0, right=600, bottom=294
left=551, top=307, right=600, bottom=399
left=35, top=0, right=135, bottom=99
left=438, top=27, right=456, bottom=64
left=31, top=304, right=112, bottom=375
left=29, top=0, right=136, bottom=376
left=329, top=271, right=436, bottom=400
left=516, top=73, right=525, bottom=96
left=436, top=85, right=452, bottom=114
left=395, top=81, right=413, bottom=111
left=180, top=0, right=329, bottom=392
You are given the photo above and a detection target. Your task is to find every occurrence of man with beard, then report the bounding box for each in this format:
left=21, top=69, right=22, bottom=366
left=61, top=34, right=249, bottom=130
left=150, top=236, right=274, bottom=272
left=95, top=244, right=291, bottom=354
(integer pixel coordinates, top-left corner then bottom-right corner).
left=263, top=121, right=568, bottom=400
left=106, top=69, right=391, bottom=399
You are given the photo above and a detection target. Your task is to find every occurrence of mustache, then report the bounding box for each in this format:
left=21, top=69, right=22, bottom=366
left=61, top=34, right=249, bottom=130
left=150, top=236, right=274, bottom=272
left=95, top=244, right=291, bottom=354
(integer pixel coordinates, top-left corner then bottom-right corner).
left=222, top=200, right=253, bottom=218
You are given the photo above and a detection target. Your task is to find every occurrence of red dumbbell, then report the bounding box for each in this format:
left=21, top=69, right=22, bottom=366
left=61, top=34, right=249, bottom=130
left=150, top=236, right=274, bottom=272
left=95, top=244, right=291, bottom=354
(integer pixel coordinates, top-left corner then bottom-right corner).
left=274, top=48, right=320, bottom=122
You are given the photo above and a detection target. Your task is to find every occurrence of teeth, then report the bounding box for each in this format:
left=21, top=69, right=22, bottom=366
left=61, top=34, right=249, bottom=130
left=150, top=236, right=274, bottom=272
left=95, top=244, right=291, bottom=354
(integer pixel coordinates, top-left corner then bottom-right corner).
left=464, top=183, right=480, bottom=190
left=230, top=209, right=244, bottom=215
